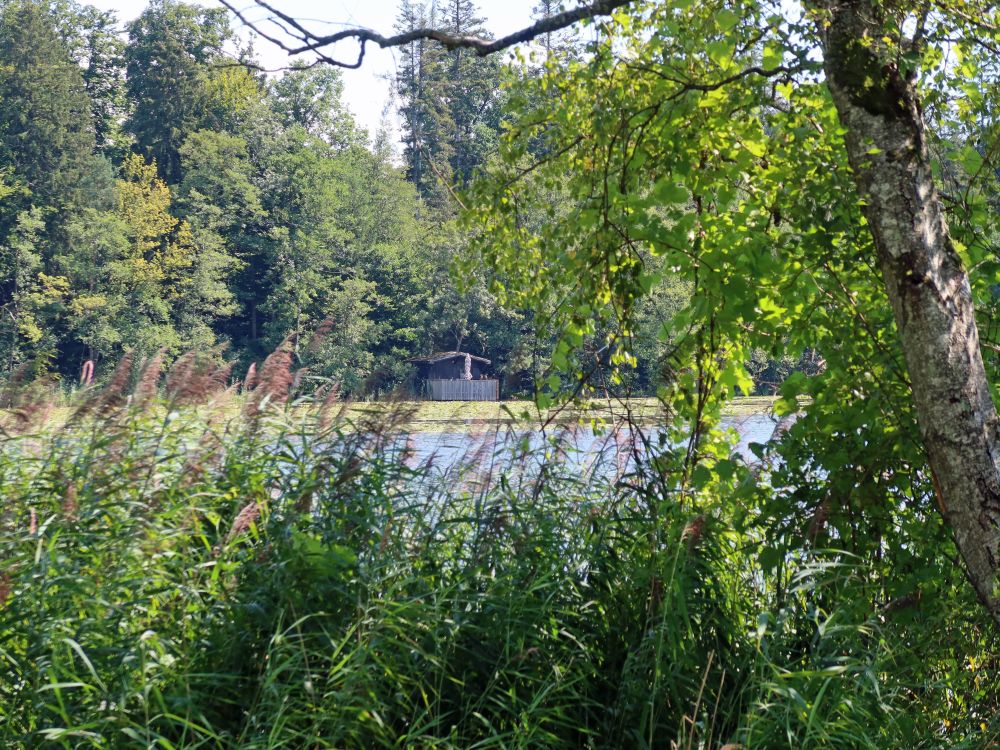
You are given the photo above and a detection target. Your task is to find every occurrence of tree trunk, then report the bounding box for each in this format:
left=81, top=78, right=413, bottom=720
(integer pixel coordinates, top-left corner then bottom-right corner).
left=816, top=0, right=1000, bottom=625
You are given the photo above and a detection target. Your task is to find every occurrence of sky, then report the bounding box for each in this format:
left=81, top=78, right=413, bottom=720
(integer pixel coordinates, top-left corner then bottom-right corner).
left=87, top=0, right=542, bottom=142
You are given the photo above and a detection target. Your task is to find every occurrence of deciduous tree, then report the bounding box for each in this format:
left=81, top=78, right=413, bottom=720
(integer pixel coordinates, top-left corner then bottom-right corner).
left=225, top=0, right=1000, bottom=627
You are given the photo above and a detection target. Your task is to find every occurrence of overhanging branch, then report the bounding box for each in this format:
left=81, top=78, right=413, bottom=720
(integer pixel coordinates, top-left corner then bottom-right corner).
left=218, top=0, right=639, bottom=68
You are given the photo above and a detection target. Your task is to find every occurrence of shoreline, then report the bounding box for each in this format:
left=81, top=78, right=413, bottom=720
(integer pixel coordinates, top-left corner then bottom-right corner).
left=339, top=395, right=780, bottom=433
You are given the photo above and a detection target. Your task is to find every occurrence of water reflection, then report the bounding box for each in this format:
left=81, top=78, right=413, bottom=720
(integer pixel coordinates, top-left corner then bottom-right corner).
left=398, top=412, right=781, bottom=481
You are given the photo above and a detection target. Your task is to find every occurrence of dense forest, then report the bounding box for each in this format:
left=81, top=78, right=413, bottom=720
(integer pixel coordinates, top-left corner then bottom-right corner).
left=0, top=0, right=513, bottom=395
left=0, top=0, right=814, bottom=398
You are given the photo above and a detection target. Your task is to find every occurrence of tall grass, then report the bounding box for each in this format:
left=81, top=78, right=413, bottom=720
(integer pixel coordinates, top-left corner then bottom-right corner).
left=0, top=361, right=997, bottom=747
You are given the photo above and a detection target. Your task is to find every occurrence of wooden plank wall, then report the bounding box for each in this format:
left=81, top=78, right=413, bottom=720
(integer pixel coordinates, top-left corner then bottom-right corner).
left=428, top=379, right=499, bottom=401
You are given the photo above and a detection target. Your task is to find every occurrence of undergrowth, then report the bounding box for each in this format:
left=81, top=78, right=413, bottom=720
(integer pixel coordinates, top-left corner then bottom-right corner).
left=1, top=354, right=998, bottom=748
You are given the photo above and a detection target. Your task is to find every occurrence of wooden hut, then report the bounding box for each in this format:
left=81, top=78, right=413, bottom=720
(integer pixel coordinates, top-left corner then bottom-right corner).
left=409, top=352, right=499, bottom=401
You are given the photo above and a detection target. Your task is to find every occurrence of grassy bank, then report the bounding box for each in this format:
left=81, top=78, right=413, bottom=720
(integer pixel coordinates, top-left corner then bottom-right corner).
left=337, top=395, right=778, bottom=432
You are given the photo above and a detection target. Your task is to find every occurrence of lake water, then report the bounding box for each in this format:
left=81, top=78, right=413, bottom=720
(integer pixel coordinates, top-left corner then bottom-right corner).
left=397, top=412, right=781, bottom=479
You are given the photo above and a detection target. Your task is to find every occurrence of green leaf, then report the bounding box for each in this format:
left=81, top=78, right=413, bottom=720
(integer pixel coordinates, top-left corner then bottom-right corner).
left=744, top=138, right=767, bottom=158
left=958, top=145, right=984, bottom=175
left=707, top=39, right=731, bottom=67
left=654, top=179, right=689, bottom=204
left=716, top=8, right=738, bottom=31
left=759, top=546, right=781, bottom=573
left=762, top=43, right=783, bottom=69
left=690, top=464, right=713, bottom=488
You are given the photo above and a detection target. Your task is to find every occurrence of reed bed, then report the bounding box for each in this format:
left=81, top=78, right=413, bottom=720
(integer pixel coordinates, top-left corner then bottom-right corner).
left=0, top=353, right=996, bottom=748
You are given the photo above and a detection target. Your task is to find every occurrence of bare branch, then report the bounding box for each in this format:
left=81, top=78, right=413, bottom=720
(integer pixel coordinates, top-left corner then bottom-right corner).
left=624, top=62, right=802, bottom=99
left=218, top=0, right=639, bottom=68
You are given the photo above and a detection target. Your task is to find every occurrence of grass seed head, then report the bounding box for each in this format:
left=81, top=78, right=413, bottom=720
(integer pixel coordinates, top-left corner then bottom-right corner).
left=244, top=362, right=257, bottom=392
left=166, top=349, right=234, bottom=406
left=133, top=349, right=165, bottom=408
left=245, top=338, right=297, bottom=417
left=226, top=501, right=263, bottom=543
left=80, top=359, right=94, bottom=386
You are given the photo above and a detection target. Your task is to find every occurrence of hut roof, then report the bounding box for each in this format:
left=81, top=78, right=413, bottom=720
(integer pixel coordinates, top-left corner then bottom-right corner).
left=408, top=351, right=491, bottom=365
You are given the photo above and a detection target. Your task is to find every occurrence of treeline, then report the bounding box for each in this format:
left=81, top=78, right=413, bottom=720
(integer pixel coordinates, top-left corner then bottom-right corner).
left=0, top=0, right=804, bottom=396
left=0, top=0, right=534, bottom=395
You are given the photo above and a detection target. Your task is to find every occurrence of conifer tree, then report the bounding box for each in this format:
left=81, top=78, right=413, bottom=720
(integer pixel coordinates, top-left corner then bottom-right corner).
left=530, top=0, right=580, bottom=62
left=0, top=0, right=101, bottom=215
left=395, top=0, right=502, bottom=206
left=395, top=0, right=454, bottom=210
left=439, top=0, right=502, bottom=184
left=52, top=1, right=127, bottom=158
left=124, top=0, right=231, bottom=183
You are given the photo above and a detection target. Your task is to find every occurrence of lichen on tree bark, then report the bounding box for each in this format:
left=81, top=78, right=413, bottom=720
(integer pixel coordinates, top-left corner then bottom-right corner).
left=815, top=0, right=1000, bottom=624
